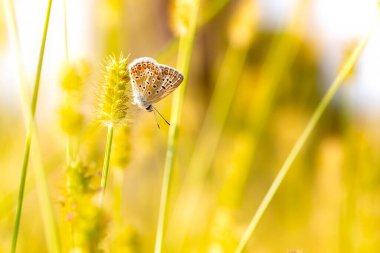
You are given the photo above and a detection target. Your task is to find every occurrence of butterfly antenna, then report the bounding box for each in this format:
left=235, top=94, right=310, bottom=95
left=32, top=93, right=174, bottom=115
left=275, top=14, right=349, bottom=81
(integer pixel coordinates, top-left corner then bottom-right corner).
left=152, top=106, right=171, bottom=126
left=152, top=109, right=161, bottom=129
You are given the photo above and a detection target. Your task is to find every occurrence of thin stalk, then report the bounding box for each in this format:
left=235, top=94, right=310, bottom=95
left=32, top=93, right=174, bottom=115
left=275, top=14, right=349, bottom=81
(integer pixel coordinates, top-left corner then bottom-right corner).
left=11, top=0, right=54, bottom=252
left=170, top=46, right=249, bottom=250
left=200, top=0, right=230, bottom=25
left=5, top=0, right=60, bottom=251
left=66, top=136, right=71, bottom=164
left=61, top=19, right=75, bottom=248
left=12, top=129, right=32, bottom=253
left=234, top=22, right=379, bottom=253
left=156, top=0, right=231, bottom=63
left=63, top=0, right=72, bottom=166
left=154, top=1, right=200, bottom=252
left=63, top=0, right=69, bottom=63
left=100, top=124, right=114, bottom=204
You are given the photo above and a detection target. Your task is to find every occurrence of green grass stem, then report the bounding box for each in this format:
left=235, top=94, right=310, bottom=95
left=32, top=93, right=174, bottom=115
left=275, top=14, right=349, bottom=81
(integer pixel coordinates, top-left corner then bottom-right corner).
left=62, top=0, right=73, bottom=167
left=169, top=45, right=249, bottom=250
left=11, top=0, right=56, bottom=252
left=200, top=0, right=230, bottom=25
left=234, top=21, right=379, bottom=253
left=100, top=124, right=114, bottom=204
left=154, top=1, right=200, bottom=252
left=4, top=0, right=60, bottom=251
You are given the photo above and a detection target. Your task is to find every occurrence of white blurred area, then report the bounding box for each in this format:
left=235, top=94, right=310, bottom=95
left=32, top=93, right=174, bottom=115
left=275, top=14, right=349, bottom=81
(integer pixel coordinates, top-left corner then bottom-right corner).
left=311, top=0, right=380, bottom=119
left=0, top=0, right=95, bottom=117
left=259, top=0, right=380, bottom=119
left=0, top=0, right=379, bottom=119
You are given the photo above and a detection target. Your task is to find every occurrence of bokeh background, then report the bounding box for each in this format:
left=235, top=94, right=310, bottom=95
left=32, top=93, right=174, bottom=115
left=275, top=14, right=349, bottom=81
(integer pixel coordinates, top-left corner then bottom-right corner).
left=1, top=0, right=380, bottom=252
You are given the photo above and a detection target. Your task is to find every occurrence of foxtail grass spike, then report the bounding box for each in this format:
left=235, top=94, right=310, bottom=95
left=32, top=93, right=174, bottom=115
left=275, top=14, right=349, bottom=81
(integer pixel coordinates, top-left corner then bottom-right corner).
left=97, top=54, right=131, bottom=204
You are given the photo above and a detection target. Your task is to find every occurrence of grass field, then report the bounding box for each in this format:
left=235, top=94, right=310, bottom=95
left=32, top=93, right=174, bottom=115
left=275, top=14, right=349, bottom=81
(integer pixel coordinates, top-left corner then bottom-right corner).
left=0, top=0, right=380, bottom=252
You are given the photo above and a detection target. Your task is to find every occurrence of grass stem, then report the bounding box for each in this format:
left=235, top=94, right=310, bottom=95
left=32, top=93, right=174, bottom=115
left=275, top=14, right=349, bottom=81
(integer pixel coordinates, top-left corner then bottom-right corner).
left=234, top=21, right=379, bottom=253
left=62, top=0, right=72, bottom=166
left=154, top=1, right=200, bottom=252
left=100, top=124, right=114, bottom=204
left=63, top=0, right=69, bottom=63
left=11, top=0, right=55, bottom=252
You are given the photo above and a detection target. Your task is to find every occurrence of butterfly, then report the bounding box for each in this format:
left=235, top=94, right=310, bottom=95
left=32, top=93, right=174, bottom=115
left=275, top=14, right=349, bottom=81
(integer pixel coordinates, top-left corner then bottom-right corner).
left=128, top=57, right=184, bottom=126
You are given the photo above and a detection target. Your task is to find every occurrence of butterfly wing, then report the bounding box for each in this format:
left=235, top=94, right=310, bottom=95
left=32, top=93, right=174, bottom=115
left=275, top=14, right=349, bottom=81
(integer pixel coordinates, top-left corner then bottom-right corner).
left=144, top=64, right=184, bottom=104
left=128, top=57, right=163, bottom=108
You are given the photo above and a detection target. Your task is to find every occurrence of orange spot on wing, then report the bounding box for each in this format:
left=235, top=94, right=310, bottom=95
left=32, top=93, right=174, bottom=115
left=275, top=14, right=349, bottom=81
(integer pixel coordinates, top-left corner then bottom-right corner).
left=137, top=65, right=142, bottom=70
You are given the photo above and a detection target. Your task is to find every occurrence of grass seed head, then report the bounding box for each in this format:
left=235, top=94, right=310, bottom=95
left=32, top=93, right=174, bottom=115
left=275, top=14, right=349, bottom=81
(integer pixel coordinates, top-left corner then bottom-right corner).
left=59, top=60, right=92, bottom=135
left=97, top=54, right=132, bottom=127
left=228, top=0, right=259, bottom=48
left=63, top=161, right=107, bottom=253
left=169, top=0, right=194, bottom=36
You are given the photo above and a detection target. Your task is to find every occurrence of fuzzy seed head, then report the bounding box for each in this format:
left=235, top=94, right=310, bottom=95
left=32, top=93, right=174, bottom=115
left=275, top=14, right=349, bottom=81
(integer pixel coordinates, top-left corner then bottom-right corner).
left=228, top=0, right=259, bottom=47
left=97, top=55, right=132, bottom=127
left=63, top=161, right=107, bottom=253
left=61, top=60, right=91, bottom=92
left=60, top=105, right=84, bottom=135
left=170, top=0, right=194, bottom=36
left=59, top=60, right=91, bottom=136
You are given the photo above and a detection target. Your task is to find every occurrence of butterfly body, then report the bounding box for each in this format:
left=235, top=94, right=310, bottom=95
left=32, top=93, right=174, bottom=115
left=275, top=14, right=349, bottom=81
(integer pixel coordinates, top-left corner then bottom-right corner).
left=128, top=57, right=184, bottom=111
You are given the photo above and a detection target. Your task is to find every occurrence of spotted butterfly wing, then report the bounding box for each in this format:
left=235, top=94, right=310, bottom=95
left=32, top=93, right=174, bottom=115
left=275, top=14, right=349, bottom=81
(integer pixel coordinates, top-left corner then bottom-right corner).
left=147, top=64, right=184, bottom=104
left=128, top=57, right=162, bottom=109
left=128, top=57, right=184, bottom=110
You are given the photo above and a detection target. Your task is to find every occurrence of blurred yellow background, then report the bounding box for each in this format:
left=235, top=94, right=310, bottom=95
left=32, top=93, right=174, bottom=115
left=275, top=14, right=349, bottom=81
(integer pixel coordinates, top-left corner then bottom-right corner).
left=0, top=0, right=380, bottom=252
